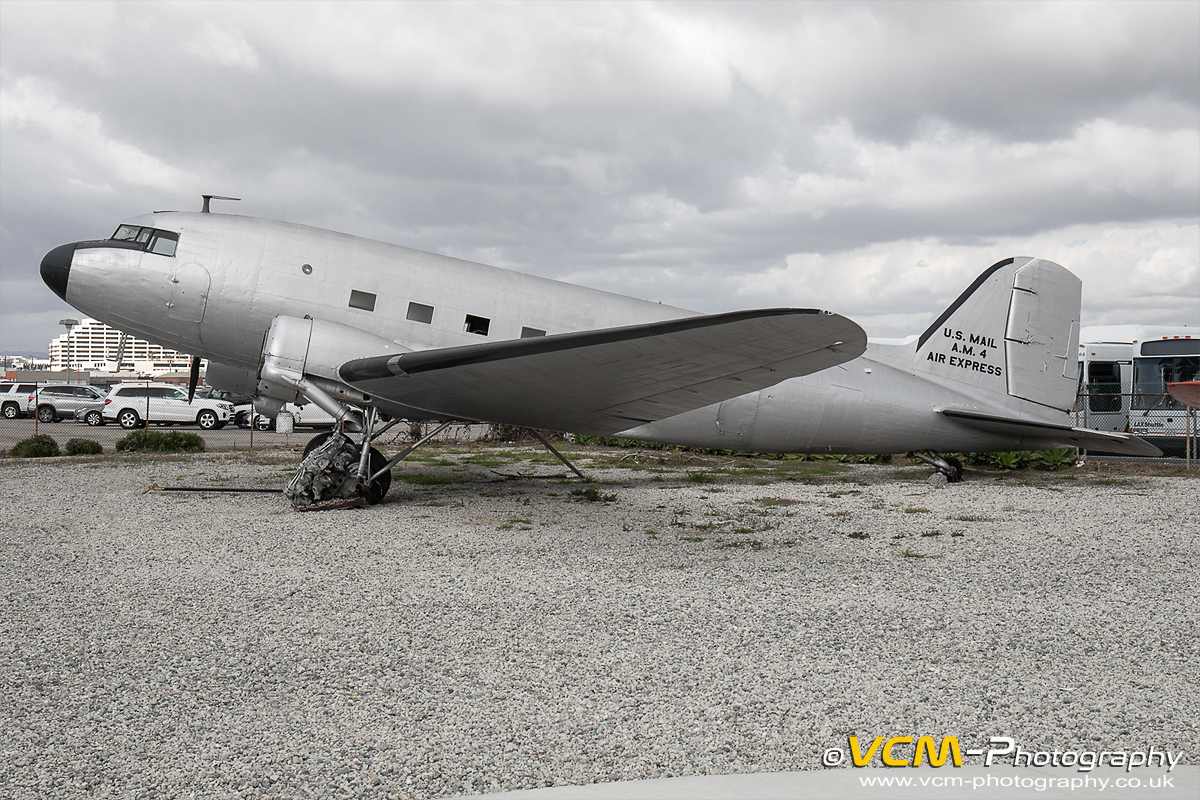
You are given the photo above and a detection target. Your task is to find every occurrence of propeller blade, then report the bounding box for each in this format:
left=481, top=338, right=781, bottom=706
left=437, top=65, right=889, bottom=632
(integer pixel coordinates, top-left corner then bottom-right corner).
left=188, top=356, right=201, bottom=402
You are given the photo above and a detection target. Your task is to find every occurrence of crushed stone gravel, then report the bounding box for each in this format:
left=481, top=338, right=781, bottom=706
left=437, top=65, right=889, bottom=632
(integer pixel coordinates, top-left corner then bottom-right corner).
left=1, top=446, right=1196, bottom=798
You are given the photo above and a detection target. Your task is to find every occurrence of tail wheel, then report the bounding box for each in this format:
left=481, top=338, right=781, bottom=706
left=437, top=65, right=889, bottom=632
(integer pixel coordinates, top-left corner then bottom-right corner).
left=117, top=409, right=142, bottom=429
left=944, top=456, right=964, bottom=483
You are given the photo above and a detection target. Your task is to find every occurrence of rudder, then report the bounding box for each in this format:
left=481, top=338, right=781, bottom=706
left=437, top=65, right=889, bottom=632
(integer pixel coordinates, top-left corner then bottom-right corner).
left=913, top=257, right=1081, bottom=413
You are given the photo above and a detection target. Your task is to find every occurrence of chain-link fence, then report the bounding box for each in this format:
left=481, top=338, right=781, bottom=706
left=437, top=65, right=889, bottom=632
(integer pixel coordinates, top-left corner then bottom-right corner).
left=0, top=411, right=492, bottom=456
left=1075, top=392, right=1198, bottom=460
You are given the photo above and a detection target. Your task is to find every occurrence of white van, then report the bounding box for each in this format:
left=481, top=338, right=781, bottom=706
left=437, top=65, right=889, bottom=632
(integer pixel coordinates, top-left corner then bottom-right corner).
left=103, top=382, right=234, bottom=429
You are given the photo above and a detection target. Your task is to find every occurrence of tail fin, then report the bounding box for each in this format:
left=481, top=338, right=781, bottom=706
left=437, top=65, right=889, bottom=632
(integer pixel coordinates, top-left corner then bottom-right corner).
left=913, top=257, right=1081, bottom=412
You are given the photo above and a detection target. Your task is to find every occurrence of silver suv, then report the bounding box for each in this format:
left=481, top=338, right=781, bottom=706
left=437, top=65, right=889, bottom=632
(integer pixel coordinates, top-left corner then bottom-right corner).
left=103, top=382, right=233, bottom=429
left=25, top=383, right=108, bottom=423
left=1, top=382, right=39, bottom=419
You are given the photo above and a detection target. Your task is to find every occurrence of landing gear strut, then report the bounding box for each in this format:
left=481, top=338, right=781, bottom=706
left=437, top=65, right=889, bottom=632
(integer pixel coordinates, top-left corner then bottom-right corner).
left=913, top=451, right=964, bottom=482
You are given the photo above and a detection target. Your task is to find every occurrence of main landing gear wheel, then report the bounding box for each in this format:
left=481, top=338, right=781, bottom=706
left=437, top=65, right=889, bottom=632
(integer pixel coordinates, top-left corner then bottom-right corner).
left=285, top=432, right=391, bottom=509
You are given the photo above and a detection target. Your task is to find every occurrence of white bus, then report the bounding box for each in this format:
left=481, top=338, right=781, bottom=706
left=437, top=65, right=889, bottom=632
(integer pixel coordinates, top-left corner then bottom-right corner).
left=1076, top=326, right=1199, bottom=456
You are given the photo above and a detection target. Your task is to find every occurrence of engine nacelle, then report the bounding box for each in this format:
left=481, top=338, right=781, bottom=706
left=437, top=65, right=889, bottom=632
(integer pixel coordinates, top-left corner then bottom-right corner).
left=257, top=315, right=409, bottom=412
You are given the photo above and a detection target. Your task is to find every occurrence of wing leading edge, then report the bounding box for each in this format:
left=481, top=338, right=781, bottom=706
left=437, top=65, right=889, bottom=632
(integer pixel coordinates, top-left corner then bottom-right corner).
left=939, top=408, right=1162, bottom=457
left=340, top=309, right=867, bottom=435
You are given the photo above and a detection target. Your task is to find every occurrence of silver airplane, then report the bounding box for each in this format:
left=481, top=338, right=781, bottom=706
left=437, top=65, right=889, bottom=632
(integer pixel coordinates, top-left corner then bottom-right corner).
left=39, top=198, right=1159, bottom=504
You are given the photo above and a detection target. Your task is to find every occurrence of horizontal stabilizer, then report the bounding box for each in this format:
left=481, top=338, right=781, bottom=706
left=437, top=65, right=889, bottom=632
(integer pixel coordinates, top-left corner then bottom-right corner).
left=940, top=408, right=1162, bottom=457
left=340, top=309, right=866, bottom=435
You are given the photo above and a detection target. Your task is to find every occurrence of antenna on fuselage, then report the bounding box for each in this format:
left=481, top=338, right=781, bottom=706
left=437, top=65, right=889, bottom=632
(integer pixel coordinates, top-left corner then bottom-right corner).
left=201, top=195, right=241, bottom=213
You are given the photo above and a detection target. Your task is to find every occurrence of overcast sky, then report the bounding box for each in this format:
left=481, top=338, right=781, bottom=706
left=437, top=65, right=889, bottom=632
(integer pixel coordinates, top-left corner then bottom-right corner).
left=2, top=0, right=1197, bottom=355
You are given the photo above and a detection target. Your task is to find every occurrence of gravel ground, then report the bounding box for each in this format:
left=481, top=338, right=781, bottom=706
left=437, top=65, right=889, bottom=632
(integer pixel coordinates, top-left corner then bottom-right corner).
left=1, top=445, right=1196, bottom=798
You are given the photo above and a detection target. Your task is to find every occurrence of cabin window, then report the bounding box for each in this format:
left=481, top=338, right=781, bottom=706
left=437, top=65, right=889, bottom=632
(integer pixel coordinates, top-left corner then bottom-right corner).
left=464, top=314, right=490, bottom=336
left=406, top=302, right=434, bottom=324
left=349, top=290, right=377, bottom=312
left=520, top=327, right=546, bottom=338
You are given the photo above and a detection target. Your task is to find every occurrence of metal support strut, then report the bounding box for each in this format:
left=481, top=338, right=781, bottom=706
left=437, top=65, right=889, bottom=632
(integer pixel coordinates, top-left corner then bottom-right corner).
left=369, top=421, right=455, bottom=484
left=528, top=430, right=586, bottom=480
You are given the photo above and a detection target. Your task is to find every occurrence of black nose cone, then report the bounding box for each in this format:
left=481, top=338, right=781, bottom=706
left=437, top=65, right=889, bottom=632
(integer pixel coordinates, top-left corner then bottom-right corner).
left=41, top=242, right=76, bottom=301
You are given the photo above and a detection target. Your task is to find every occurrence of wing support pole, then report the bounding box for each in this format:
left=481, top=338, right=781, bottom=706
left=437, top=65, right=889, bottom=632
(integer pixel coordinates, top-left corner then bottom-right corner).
left=369, top=421, right=456, bottom=484
left=528, top=430, right=586, bottom=480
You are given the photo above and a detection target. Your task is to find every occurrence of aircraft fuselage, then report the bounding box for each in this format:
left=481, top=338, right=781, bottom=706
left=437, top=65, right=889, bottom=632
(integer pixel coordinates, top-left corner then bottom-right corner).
left=40, top=209, right=1111, bottom=456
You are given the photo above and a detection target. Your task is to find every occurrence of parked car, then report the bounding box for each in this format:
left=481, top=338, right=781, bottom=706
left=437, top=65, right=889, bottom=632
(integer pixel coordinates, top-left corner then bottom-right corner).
left=1, top=382, right=39, bottom=419
left=73, top=404, right=107, bottom=426
left=252, top=402, right=336, bottom=431
left=25, top=383, right=109, bottom=422
left=102, top=382, right=234, bottom=429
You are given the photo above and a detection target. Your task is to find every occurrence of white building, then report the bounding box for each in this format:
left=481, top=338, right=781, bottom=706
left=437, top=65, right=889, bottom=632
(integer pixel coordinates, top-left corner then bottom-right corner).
left=50, top=318, right=198, bottom=375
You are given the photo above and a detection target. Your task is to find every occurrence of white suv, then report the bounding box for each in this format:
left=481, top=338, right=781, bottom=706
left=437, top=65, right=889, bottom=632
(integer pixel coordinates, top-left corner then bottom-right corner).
left=103, top=383, right=233, bottom=430
left=1, top=382, right=39, bottom=419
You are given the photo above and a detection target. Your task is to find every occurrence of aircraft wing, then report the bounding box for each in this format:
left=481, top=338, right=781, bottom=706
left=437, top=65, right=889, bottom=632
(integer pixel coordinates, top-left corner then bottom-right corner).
left=340, top=309, right=866, bottom=435
left=939, top=408, right=1163, bottom=457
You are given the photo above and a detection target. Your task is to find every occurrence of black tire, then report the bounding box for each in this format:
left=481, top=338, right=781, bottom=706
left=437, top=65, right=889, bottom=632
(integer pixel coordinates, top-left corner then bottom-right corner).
left=37, top=405, right=56, bottom=423
left=254, top=416, right=273, bottom=431
left=2, top=402, right=19, bottom=419
left=365, top=446, right=391, bottom=503
left=214, top=421, right=227, bottom=430
left=298, top=434, right=390, bottom=503
left=196, top=410, right=218, bottom=430
left=85, top=410, right=103, bottom=426
left=235, top=411, right=250, bottom=428
left=117, top=409, right=142, bottom=429
left=945, top=456, right=964, bottom=483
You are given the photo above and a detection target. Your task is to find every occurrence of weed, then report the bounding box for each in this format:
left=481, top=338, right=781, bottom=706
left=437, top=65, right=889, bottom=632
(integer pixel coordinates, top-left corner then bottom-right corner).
left=685, top=472, right=719, bottom=484
left=680, top=535, right=705, bottom=542
left=903, top=506, right=931, bottom=514
left=757, top=497, right=801, bottom=507
left=569, top=487, right=616, bottom=503
left=952, top=514, right=989, bottom=522
left=951, top=531, right=964, bottom=537
left=902, top=548, right=941, bottom=559
left=847, top=531, right=869, bottom=539
left=921, top=530, right=943, bottom=537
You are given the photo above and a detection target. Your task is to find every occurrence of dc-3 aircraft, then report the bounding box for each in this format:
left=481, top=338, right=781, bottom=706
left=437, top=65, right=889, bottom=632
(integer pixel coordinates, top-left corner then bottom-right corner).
left=40, top=197, right=1159, bottom=507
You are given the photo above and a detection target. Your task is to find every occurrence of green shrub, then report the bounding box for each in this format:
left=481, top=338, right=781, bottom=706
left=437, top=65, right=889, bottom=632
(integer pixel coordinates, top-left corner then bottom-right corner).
left=1032, top=448, right=1077, bottom=470
left=10, top=434, right=60, bottom=458
left=115, top=430, right=205, bottom=453
left=64, top=438, right=103, bottom=456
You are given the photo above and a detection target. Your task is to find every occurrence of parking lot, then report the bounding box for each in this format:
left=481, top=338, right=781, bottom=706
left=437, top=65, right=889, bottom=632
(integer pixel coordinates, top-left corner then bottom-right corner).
left=0, top=416, right=322, bottom=453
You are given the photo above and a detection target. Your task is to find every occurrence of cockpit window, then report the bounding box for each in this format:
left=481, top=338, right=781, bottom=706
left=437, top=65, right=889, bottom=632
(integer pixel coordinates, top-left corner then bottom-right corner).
left=149, top=232, right=178, bottom=256
left=110, top=225, right=179, bottom=257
